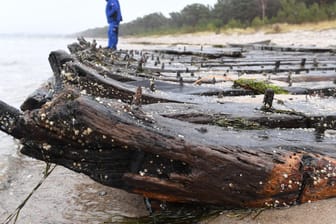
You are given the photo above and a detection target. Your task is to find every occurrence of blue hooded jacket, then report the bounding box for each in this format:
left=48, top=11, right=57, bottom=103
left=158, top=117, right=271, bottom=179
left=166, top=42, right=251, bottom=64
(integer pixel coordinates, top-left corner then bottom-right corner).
left=106, top=0, right=122, bottom=24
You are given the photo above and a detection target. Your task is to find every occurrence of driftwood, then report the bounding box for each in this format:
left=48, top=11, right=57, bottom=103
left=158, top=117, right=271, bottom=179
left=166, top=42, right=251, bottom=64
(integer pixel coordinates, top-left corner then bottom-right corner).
left=1, top=38, right=336, bottom=208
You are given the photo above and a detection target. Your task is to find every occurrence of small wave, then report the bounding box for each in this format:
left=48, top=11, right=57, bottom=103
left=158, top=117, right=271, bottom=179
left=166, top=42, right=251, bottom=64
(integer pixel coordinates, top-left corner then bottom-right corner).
left=0, top=61, right=19, bottom=66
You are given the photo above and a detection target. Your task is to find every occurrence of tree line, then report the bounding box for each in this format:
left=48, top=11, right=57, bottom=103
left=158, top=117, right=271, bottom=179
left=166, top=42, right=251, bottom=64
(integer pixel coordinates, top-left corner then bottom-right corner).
left=78, top=0, right=336, bottom=37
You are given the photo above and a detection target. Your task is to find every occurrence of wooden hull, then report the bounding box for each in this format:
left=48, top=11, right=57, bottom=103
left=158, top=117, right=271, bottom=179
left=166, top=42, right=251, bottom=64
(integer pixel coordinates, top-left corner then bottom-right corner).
left=1, top=38, right=336, bottom=208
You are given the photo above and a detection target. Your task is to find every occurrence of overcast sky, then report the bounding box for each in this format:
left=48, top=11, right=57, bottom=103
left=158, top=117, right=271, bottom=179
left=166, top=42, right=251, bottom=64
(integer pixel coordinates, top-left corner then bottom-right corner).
left=0, top=0, right=218, bottom=34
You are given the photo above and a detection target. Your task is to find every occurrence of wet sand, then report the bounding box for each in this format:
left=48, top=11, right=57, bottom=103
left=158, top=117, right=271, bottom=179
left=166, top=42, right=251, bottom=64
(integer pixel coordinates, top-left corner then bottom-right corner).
left=0, top=152, right=148, bottom=223
left=202, top=198, right=336, bottom=224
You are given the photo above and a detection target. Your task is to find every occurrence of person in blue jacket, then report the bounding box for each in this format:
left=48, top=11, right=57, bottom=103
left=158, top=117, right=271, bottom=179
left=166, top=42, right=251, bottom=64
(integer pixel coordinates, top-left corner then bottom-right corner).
left=105, top=0, right=122, bottom=50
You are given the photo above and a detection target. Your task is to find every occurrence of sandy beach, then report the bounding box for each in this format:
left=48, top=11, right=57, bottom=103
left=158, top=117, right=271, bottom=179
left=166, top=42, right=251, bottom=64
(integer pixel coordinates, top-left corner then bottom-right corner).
left=121, top=28, right=336, bottom=48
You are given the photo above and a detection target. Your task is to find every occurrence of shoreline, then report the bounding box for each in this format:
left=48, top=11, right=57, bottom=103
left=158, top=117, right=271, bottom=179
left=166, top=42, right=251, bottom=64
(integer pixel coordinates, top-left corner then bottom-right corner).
left=121, top=29, right=336, bottom=48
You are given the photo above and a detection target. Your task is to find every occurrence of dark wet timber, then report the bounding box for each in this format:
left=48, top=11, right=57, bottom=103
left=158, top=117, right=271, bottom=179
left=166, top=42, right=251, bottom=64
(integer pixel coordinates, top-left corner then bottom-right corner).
left=1, top=38, right=336, bottom=208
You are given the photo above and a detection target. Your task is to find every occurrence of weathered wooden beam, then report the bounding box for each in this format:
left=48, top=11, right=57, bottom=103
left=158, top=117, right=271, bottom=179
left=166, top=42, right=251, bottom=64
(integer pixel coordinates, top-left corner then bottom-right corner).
left=48, top=50, right=184, bottom=104
left=0, top=100, right=23, bottom=137
left=2, top=88, right=336, bottom=208
left=257, top=44, right=335, bottom=53
left=20, top=80, right=54, bottom=111
left=155, top=47, right=243, bottom=58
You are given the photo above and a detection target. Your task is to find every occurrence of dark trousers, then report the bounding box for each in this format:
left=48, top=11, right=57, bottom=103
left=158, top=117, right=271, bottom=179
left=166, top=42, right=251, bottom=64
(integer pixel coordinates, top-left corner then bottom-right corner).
left=108, top=23, right=119, bottom=49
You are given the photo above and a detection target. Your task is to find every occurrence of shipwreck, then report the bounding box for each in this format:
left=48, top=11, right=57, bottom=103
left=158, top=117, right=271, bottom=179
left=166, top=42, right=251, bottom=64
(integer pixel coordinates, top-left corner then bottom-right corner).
left=1, top=37, right=336, bottom=208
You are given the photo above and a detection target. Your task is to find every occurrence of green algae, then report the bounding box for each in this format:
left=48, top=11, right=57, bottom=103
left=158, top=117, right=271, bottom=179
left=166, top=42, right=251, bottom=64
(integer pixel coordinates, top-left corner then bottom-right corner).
left=234, top=78, right=288, bottom=94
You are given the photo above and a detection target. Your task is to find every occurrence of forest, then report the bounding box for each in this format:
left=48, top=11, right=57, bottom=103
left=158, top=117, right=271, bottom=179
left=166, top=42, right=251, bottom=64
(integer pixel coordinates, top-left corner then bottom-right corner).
left=79, top=0, right=336, bottom=37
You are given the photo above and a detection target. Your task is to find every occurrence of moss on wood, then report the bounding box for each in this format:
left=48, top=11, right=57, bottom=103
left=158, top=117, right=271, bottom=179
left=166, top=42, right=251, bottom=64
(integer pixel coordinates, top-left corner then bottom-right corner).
left=234, top=79, right=288, bottom=94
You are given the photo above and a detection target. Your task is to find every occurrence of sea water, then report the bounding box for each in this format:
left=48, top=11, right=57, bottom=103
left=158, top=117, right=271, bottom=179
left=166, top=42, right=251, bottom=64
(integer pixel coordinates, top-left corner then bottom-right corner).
left=0, top=36, right=80, bottom=165
left=0, top=36, right=77, bottom=161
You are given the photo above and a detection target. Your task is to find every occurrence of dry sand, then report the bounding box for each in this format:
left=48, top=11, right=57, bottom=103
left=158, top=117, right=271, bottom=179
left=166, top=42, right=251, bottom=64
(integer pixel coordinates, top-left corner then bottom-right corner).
left=121, top=29, right=336, bottom=48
